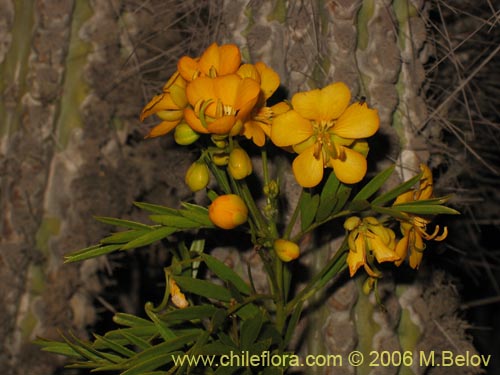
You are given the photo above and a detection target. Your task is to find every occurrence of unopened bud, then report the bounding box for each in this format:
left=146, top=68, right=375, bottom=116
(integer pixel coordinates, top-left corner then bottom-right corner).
left=228, top=148, right=252, bottom=180
left=174, top=122, right=200, bottom=145
left=208, top=194, right=248, bottom=229
left=274, top=239, right=300, bottom=262
left=185, top=161, right=210, bottom=192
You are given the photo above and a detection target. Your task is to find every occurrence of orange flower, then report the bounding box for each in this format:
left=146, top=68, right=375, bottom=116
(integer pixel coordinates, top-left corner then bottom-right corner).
left=394, top=165, right=448, bottom=269
left=140, top=71, right=188, bottom=138
left=178, top=42, right=241, bottom=82
left=184, top=74, right=260, bottom=135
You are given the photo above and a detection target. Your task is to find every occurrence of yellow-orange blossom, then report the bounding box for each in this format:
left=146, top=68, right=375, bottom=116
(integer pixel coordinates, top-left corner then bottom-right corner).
left=270, top=82, right=379, bottom=187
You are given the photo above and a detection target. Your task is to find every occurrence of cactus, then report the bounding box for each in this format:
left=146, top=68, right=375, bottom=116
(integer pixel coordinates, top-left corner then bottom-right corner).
left=217, top=1, right=480, bottom=374
left=0, top=1, right=489, bottom=375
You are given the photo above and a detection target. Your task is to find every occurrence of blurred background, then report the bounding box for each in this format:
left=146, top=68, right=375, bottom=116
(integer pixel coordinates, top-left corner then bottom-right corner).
left=0, top=1, right=498, bottom=374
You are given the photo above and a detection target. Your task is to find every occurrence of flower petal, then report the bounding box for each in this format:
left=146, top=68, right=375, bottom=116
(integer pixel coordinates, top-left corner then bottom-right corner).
left=292, top=145, right=324, bottom=187
left=140, top=93, right=178, bottom=121
left=329, top=147, right=367, bottom=184
left=234, top=77, right=261, bottom=117
left=394, top=190, right=415, bottom=205
left=178, top=56, right=199, bottom=82
left=333, top=102, right=380, bottom=139
left=347, top=235, right=366, bottom=277
left=186, top=77, right=216, bottom=107
left=145, top=120, right=179, bottom=138
left=198, top=42, right=220, bottom=76
left=217, top=44, right=242, bottom=75
left=394, top=234, right=409, bottom=266
left=255, top=62, right=280, bottom=100
left=409, top=233, right=425, bottom=269
left=370, top=235, right=400, bottom=264
left=242, top=120, right=268, bottom=146
left=418, top=164, right=433, bottom=200
left=184, top=108, right=209, bottom=134
left=271, top=110, right=313, bottom=147
left=292, top=82, right=351, bottom=121
left=207, top=115, right=236, bottom=134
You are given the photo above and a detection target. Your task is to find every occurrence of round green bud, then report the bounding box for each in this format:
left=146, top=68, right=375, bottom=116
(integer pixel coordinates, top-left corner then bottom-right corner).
left=185, top=161, right=210, bottom=192
left=174, top=122, right=200, bottom=145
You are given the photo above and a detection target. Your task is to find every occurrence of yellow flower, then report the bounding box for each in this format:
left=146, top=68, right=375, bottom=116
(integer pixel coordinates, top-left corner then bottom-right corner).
left=270, top=82, right=379, bottom=187
left=237, top=62, right=287, bottom=146
left=344, top=216, right=399, bottom=277
left=178, top=42, right=241, bottom=82
left=274, top=239, right=300, bottom=262
left=208, top=194, right=248, bottom=229
left=184, top=74, right=260, bottom=135
left=140, top=71, right=188, bottom=138
left=394, top=164, right=448, bottom=269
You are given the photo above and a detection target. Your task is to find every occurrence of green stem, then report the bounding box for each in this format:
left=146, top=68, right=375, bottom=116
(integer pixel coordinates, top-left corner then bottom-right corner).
left=290, top=209, right=352, bottom=243
left=285, top=240, right=348, bottom=315
left=283, top=189, right=305, bottom=240
left=238, top=179, right=268, bottom=237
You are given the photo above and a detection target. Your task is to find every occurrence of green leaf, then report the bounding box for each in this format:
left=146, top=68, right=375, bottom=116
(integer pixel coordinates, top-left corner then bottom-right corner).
left=145, top=304, right=177, bottom=341
left=353, top=164, right=395, bottom=202
left=371, top=206, right=409, bottom=220
left=283, top=302, right=303, bottom=349
left=100, top=229, right=152, bottom=244
left=61, top=332, right=122, bottom=364
left=34, top=338, right=82, bottom=358
left=391, top=204, right=460, bottom=215
left=120, top=226, right=177, bottom=250
left=316, top=172, right=341, bottom=221
left=240, top=312, right=263, bottom=350
left=134, top=201, right=179, bottom=215
left=116, top=330, right=153, bottom=351
left=113, top=313, right=155, bottom=328
left=121, top=353, right=173, bottom=375
left=123, top=332, right=199, bottom=368
left=149, top=215, right=200, bottom=228
left=201, top=254, right=251, bottom=295
left=93, top=333, right=136, bottom=358
left=160, top=305, right=218, bottom=322
left=180, top=202, right=214, bottom=226
left=200, top=341, right=236, bottom=355
left=94, top=216, right=152, bottom=230
left=331, top=184, right=351, bottom=214
left=234, top=303, right=261, bottom=320
left=300, top=191, right=320, bottom=230
left=371, top=173, right=421, bottom=206
left=174, top=276, right=233, bottom=302
left=64, top=244, right=122, bottom=263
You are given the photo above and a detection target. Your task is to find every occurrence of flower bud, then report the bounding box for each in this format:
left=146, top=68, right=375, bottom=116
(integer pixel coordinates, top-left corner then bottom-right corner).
left=212, top=152, right=229, bottom=166
left=228, top=148, right=252, bottom=180
left=185, top=161, right=210, bottom=192
left=208, top=194, right=248, bottom=229
left=344, top=216, right=361, bottom=231
left=174, top=122, right=200, bottom=145
left=274, top=239, right=300, bottom=262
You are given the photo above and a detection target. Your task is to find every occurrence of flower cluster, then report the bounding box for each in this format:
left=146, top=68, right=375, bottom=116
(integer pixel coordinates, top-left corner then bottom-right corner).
left=141, top=42, right=451, bottom=278
left=141, top=42, right=380, bottom=190
left=344, top=164, right=449, bottom=276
